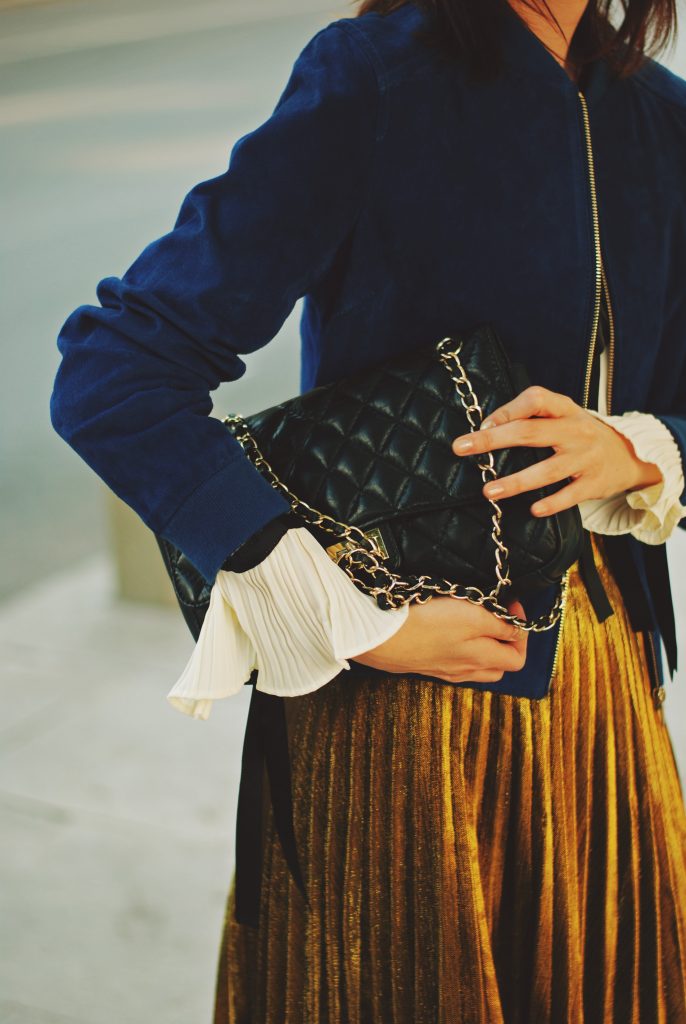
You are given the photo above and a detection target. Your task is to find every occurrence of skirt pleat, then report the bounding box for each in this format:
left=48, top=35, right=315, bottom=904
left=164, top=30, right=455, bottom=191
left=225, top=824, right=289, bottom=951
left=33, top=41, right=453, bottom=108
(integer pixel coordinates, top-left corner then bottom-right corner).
left=213, top=532, right=686, bottom=1024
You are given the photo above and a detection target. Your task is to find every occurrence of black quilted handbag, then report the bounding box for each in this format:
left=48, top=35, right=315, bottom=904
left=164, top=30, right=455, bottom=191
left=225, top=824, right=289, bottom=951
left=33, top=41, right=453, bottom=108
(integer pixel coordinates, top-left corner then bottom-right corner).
left=156, top=323, right=584, bottom=639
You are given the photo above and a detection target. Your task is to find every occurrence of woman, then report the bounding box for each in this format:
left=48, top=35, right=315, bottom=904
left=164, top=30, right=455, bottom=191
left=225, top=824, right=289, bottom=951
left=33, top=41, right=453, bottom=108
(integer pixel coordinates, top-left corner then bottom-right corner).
left=50, top=0, right=686, bottom=1020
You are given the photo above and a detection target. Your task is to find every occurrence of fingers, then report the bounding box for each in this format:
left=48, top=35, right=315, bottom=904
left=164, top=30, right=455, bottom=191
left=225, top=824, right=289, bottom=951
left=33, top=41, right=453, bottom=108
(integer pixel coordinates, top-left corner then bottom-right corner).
left=479, top=597, right=527, bottom=641
left=488, top=385, right=577, bottom=423
left=406, top=595, right=530, bottom=682
left=435, top=668, right=511, bottom=684
left=502, top=598, right=528, bottom=664
left=452, top=415, right=572, bottom=461
left=525, top=476, right=590, bottom=517
left=467, top=635, right=528, bottom=673
left=432, top=637, right=526, bottom=683
left=480, top=452, right=575, bottom=503
left=458, top=597, right=528, bottom=675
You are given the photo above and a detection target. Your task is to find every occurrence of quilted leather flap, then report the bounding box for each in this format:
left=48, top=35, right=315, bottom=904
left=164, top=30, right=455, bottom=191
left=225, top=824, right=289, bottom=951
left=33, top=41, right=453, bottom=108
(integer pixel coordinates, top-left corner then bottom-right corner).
left=228, top=324, right=542, bottom=530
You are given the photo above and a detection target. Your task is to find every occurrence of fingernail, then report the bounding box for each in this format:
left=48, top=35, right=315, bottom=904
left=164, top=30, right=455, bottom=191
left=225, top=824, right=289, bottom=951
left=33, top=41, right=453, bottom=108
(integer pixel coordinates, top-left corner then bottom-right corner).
left=485, top=484, right=504, bottom=496
left=481, top=418, right=495, bottom=430
left=454, top=439, right=473, bottom=452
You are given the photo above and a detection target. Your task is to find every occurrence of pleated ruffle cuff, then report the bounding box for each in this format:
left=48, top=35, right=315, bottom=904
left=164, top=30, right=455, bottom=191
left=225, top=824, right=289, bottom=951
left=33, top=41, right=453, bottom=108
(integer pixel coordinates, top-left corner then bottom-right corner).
left=579, top=409, right=686, bottom=544
left=166, top=526, right=409, bottom=719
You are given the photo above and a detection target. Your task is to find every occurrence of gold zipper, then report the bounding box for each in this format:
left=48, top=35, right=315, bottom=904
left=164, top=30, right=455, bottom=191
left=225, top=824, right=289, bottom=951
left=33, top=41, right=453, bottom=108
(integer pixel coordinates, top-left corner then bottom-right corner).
left=547, top=90, right=617, bottom=687
left=578, top=90, right=616, bottom=416
left=578, top=89, right=603, bottom=412
left=547, top=566, right=571, bottom=686
left=601, top=267, right=616, bottom=416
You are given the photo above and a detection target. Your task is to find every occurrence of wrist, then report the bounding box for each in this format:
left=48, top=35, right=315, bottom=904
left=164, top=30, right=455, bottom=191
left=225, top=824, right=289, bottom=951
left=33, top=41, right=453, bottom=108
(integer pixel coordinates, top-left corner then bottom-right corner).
left=627, top=460, right=663, bottom=492
left=622, top=436, right=664, bottom=492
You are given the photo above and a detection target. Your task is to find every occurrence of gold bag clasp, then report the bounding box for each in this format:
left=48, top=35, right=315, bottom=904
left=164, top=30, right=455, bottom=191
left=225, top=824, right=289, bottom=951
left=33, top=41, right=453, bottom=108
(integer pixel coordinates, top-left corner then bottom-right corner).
left=326, top=526, right=389, bottom=563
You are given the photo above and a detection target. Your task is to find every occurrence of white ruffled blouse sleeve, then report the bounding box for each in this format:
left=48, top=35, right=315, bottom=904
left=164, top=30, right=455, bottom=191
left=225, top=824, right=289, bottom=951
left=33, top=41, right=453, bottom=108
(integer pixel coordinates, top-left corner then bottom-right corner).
left=166, top=526, right=409, bottom=719
left=578, top=408, right=686, bottom=544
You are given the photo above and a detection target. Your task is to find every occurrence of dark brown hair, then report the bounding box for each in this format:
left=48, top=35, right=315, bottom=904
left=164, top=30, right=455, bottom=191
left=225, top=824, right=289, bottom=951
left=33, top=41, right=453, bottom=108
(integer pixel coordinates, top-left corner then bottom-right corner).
left=351, top=0, right=678, bottom=81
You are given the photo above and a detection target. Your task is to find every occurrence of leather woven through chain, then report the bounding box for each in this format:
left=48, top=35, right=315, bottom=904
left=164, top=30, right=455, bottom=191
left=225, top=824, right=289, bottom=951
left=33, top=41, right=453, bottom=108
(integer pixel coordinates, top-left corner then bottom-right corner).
left=224, top=335, right=574, bottom=632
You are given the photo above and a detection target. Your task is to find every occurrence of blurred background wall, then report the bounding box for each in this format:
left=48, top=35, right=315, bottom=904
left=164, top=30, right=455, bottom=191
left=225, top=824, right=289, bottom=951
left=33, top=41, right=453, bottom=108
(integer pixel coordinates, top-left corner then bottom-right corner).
left=1, top=0, right=343, bottom=602
left=1, top=1, right=685, bottom=1022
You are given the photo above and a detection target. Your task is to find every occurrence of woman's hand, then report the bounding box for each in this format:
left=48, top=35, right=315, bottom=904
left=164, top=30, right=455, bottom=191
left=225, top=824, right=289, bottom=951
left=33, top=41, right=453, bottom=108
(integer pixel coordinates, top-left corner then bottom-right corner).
left=352, top=595, right=528, bottom=683
left=451, top=385, right=664, bottom=517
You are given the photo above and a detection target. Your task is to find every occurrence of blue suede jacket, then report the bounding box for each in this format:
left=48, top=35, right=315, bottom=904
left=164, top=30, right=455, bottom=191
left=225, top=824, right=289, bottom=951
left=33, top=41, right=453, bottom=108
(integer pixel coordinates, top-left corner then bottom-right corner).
left=50, top=1, right=686, bottom=701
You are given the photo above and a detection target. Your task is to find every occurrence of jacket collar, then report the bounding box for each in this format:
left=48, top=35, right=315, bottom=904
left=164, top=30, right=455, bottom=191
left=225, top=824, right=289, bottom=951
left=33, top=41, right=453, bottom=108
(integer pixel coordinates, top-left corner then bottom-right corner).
left=499, top=1, right=616, bottom=107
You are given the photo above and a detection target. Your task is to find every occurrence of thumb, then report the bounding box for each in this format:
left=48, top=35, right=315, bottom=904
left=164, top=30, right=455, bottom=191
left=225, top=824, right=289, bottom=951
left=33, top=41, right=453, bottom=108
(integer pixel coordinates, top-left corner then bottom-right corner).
left=504, top=596, right=529, bottom=655
left=506, top=596, right=527, bottom=623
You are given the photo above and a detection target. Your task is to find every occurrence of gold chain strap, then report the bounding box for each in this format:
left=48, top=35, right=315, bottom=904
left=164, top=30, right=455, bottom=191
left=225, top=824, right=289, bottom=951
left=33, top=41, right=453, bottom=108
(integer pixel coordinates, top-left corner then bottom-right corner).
left=222, top=336, right=570, bottom=632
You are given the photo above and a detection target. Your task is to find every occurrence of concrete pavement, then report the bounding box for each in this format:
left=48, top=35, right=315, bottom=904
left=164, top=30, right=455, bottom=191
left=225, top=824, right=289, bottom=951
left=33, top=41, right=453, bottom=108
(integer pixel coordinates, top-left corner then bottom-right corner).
left=0, top=555, right=250, bottom=1023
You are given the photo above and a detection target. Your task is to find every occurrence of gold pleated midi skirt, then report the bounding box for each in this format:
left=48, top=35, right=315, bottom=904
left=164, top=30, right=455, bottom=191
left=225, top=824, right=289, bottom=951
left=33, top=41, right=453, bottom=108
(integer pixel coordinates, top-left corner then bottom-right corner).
left=213, top=531, right=686, bottom=1024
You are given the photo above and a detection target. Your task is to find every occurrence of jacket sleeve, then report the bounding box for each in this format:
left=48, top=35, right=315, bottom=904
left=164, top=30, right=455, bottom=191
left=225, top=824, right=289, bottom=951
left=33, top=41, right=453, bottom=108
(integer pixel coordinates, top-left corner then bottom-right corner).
left=49, top=21, right=380, bottom=584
